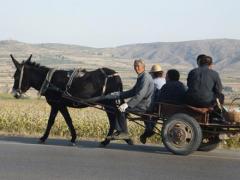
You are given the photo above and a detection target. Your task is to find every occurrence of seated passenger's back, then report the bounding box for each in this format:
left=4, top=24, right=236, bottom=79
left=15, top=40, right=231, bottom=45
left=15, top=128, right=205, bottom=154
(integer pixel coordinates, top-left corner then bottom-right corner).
left=157, top=69, right=186, bottom=105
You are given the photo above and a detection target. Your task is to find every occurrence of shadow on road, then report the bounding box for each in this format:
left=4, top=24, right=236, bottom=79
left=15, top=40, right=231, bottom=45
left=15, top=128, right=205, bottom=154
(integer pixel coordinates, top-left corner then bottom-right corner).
left=79, top=140, right=170, bottom=155
left=0, top=135, right=170, bottom=155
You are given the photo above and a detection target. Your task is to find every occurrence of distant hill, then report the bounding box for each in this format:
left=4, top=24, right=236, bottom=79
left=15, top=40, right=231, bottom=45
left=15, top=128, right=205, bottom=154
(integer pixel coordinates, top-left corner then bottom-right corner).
left=107, top=39, right=240, bottom=72
left=1, top=39, right=240, bottom=71
left=0, top=39, right=240, bottom=93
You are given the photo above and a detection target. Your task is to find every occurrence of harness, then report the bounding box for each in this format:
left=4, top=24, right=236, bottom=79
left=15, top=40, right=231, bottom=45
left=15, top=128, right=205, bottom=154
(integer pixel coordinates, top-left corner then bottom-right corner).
left=99, top=68, right=119, bottom=95
left=17, top=65, right=25, bottom=94
left=64, top=69, right=85, bottom=96
left=18, top=66, right=119, bottom=102
left=38, top=68, right=57, bottom=96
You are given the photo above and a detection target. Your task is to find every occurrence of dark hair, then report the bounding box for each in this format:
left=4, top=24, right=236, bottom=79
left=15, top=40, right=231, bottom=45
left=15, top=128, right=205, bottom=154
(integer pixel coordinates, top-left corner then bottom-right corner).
left=151, top=71, right=164, bottom=78
left=167, top=69, right=180, bottom=81
left=199, top=56, right=213, bottom=66
left=197, top=54, right=206, bottom=65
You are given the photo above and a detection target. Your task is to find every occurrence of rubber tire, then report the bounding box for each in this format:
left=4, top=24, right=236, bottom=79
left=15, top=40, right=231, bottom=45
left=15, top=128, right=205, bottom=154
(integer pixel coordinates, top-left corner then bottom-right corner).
left=198, top=135, right=220, bottom=151
left=162, top=113, right=202, bottom=155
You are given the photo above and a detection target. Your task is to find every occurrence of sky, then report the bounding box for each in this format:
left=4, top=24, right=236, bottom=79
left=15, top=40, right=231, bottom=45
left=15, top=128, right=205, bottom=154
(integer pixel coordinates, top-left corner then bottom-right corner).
left=0, top=0, right=239, bottom=48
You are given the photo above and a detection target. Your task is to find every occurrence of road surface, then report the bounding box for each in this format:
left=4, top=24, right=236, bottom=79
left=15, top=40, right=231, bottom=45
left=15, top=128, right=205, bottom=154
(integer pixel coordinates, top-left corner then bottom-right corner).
left=0, top=136, right=239, bottom=180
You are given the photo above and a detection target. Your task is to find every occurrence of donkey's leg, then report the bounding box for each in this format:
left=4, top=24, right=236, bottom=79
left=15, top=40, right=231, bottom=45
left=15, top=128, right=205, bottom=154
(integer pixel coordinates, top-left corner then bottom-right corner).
left=39, top=106, right=58, bottom=143
left=59, top=106, right=77, bottom=145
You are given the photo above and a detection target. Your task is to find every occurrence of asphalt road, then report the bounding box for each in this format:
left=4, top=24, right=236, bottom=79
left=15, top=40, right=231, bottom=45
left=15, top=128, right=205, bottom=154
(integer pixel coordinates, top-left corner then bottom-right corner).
left=0, top=136, right=239, bottom=180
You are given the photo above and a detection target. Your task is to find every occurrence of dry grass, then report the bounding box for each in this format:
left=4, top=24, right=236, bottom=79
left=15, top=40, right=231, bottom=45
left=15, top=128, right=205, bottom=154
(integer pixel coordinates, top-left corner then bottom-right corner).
left=0, top=96, right=239, bottom=148
left=0, top=98, right=161, bottom=144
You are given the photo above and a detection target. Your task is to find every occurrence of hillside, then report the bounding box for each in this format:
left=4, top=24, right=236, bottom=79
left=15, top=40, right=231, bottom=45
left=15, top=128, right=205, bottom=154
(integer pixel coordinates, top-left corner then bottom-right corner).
left=108, top=39, right=240, bottom=72
left=0, top=39, right=240, bottom=94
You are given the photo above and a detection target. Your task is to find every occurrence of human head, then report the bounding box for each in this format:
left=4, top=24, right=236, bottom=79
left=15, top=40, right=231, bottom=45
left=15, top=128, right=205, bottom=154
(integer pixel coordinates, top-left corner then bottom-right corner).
left=197, top=54, right=206, bottom=66
left=150, top=64, right=164, bottom=79
left=134, top=59, right=145, bottom=74
left=166, top=69, right=180, bottom=81
left=198, top=56, right=213, bottom=67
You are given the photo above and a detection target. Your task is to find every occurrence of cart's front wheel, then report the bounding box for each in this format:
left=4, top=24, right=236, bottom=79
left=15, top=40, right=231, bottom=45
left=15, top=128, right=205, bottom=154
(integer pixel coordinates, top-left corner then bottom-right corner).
left=162, top=113, right=202, bottom=155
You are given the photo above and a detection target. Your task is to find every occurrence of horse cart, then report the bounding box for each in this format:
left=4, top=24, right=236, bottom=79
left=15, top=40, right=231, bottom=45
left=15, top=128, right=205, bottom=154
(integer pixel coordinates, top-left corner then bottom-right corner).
left=10, top=54, right=240, bottom=156
left=65, top=94, right=240, bottom=155
left=126, top=100, right=240, bottom=155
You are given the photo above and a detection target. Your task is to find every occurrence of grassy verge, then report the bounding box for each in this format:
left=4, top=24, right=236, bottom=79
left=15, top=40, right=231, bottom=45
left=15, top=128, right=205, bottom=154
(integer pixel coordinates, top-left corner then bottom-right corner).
left=0, top=99, right=161, bottom=144
left=0, top=97, right=239, bottom=148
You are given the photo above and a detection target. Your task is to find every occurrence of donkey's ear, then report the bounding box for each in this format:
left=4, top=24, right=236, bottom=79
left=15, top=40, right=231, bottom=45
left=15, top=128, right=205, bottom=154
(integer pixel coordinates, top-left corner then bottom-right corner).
left=10, top=54, right=21, bottom=70
left=26, top=54, right=32, bottom=62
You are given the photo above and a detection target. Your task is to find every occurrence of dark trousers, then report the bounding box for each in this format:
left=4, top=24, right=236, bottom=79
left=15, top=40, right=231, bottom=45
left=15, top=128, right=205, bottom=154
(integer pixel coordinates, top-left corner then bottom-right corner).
left=115, top=111, right=128, bottom=133
left=116, top=107, right=156, bottom=137
left=116, top=107, right=145, bottom=133
left=142, top=116, right=157, bottom=138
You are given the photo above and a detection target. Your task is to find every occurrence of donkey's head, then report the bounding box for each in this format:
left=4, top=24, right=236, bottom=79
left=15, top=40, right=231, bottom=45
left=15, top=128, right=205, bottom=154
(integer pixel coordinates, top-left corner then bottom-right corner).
left=10, top=54, right=32, bottom=98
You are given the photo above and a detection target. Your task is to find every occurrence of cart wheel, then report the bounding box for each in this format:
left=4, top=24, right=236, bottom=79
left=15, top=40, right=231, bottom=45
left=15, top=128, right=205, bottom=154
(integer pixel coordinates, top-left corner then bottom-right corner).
left=162, top=113, right=202, bottom=155
left=198, top=135, right=220, bottom=151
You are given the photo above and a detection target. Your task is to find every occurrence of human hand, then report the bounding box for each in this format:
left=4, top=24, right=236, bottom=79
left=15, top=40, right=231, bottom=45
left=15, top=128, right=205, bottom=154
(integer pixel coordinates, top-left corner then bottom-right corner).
left=118, top=103, right=128, bottom=112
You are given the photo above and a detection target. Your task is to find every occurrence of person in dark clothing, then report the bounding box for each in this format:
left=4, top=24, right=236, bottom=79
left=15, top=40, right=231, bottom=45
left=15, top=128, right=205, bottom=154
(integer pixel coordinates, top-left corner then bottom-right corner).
left=185, top=56, right=223, bottom=107
left=158, top=69, right=186, bottom=104
left=185, top=55, right=230, bottom=124
left=196, top=54, right=207, bottom=66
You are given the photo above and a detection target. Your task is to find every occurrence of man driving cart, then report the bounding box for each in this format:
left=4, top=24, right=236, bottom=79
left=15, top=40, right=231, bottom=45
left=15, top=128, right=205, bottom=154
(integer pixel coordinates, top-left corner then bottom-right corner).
left=106, top=59, right=155, bottom=142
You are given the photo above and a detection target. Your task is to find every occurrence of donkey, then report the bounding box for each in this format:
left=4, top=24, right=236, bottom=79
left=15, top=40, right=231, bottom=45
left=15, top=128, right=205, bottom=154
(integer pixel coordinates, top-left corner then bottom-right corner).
left=10, top=54, right=133, bottom=146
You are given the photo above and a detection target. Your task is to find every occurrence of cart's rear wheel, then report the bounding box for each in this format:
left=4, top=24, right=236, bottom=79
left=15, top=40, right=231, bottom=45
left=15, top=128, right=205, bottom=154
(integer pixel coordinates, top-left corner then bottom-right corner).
left=198, top=135, right=220, bottom=151
left=162, top=113, right=202, bottom=155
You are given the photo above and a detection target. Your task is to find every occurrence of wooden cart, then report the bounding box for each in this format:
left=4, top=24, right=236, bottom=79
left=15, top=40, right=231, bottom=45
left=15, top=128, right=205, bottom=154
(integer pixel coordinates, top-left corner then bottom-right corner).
left=128, top=102, right=240, bottom=155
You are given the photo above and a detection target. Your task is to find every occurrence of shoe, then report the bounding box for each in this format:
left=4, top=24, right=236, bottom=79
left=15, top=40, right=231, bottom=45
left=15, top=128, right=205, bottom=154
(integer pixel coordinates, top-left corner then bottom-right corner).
left=106, top=131, right=119, bottom=140
left=140, top=134, right=146, bottom=144
left=219, top=119, right=231, bottom=125
left=211, top=118, right=231, bottom=125
left=112, top=132, right=129, bottom=140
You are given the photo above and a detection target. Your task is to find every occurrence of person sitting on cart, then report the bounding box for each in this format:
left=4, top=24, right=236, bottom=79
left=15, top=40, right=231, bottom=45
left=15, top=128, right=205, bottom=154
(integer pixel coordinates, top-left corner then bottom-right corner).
left=185, top=55, right=228, bottom=124
left=157, top=69, right=186, bottom=104
left=150, top=64, right=165, bottom=90
left=107, top=59, right=155, bottom=140
left=149, top=64, right=166, bottom=102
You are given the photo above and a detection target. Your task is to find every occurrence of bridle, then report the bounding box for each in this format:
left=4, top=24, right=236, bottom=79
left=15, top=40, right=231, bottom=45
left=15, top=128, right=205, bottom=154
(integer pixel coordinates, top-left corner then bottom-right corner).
left=14, top=65, right=25, bottom=97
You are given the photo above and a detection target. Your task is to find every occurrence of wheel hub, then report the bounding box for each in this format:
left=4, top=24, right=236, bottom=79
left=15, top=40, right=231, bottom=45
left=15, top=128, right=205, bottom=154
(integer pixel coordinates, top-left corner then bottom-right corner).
left=170, top=127, right=186, bottom=144
left=168, top=123, right=193, bottom=147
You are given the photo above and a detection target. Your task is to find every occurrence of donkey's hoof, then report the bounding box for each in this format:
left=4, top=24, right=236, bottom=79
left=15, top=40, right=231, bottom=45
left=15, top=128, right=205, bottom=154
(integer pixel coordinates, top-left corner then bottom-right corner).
left=125, top=138, right=134, bottom=145
left=99, top=139, right=110, bottom=147
left=69, top=141, right=77, bottom=146
left=38, top=139, right=45, bottom=144
left=72, top=142, right=77, bottom=146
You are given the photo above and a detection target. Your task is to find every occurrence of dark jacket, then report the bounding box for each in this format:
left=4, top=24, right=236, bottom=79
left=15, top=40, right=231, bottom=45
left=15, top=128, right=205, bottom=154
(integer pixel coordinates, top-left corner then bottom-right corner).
left=185, top=65, right=223, bottom=107
left=120, top=71, right=155, bottom=111
left=158, top=81, right=186, bottom=104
